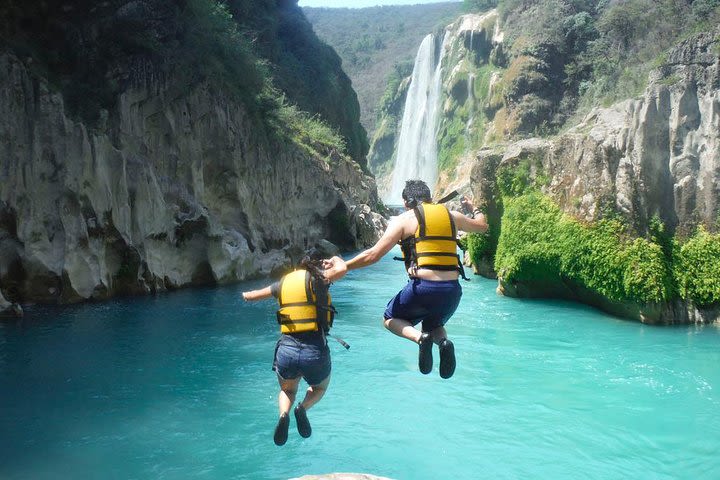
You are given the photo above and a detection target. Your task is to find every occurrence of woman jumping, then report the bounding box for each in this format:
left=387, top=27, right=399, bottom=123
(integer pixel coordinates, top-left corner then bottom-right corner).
left=242, top=251, right=347, bottom=446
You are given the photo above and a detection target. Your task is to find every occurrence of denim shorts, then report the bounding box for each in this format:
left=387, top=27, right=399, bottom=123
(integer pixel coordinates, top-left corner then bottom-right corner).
left=383, top=278, right=462, bottom=332
left=273, top=334, right=331, bottom=386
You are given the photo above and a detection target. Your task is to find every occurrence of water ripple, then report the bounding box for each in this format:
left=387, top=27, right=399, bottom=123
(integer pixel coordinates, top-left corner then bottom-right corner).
left=1, top=256, right=719, bottom=479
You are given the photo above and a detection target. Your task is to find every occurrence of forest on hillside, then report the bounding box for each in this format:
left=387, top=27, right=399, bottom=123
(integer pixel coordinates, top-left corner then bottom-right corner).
left=0, top=0, right=367, bottom=165
left=304, top=2, right=463, bottom=135
left=462, top=0, right=720, bottom=133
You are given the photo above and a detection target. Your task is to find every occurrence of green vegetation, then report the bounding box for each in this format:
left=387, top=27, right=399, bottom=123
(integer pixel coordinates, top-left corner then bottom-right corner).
left=1, top=1, right=266, bottom=122
left=674, top=227, right=720, bottom=307
left=463, top=0, right=500, bottom=11
left=437, top=109, right=469, bottom=172
left=0, top=0, right=366, bottom=166
left=377, top=61, right=414, bottom=119
left=460, top=0, right=720, bottom=135
left=304, top=2, right=464, bottom=136
left=495, top=192, right=675, bottom=304
left=181, top=0, right=270, bottom=108
left=497, top=157, right=537, bottom=197
left=437, top=52, right=501, bottom=174
left=483, top=168, right=720, bottom=308
left=268, top=98, right=346, bottom=160
left=466, top=213, right=500, bottom=268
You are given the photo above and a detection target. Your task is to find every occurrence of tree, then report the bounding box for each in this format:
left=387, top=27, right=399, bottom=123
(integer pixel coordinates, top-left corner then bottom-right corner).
left=463, top=0, right=500, bottom=12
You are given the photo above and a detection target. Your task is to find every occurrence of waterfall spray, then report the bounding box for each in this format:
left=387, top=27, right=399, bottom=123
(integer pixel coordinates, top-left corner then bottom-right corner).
left=386, top=32, right=449, bottom=204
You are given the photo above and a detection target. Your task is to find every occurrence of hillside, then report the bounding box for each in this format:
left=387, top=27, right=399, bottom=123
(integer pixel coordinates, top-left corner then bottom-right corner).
left=0, top=0, right=368, bottom=166
left=368, top=0, right=720, bottom=323
left=304, top=2, right=463, bottom=136
left=0, top=0, right=383, bottom=315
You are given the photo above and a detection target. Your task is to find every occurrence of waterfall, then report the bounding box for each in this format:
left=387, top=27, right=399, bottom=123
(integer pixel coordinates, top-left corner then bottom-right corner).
left=386, top=32, right=448, bottom=204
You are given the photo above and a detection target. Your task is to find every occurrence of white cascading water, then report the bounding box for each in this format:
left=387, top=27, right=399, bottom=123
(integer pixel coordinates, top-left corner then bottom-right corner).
left=386, top=31, right=448, bottom=204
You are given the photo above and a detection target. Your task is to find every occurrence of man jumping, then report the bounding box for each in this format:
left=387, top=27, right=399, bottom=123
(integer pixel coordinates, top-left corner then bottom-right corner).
left=324, top=180, right=488, bottom=378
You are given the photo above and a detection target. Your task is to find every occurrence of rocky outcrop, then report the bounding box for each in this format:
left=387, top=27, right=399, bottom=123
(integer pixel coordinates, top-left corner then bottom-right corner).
left=0, top=288, right=22, bottom=317
left=463, top=30, right=720, bottom=235
left=348, top=204, right=388, bottom=248
left=542, top=30, right=719, bottom=235
left=461, top=30, right=720, bottom=323
left=0, top=53, right=382, bottom=309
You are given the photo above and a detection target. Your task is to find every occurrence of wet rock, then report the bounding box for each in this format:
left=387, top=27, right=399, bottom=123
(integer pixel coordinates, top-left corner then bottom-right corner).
left=0, top=290, right=22, bottom=318
left=315, top=239, right=340, bottom=258
left=349, top=204, right=388, bottom=249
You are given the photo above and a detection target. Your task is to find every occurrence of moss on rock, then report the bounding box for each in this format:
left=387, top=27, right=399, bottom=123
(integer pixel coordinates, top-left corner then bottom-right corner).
left=674, top=227, right=720, bottom=307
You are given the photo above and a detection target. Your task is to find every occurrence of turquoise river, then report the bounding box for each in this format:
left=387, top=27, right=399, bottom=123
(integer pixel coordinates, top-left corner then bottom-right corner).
left=1, top=248, right=719, bottom=479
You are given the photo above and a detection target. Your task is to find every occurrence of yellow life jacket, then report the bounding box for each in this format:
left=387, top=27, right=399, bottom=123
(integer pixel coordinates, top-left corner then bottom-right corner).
left=398, top=203, right=468, bottom=279
left=276, top=269, right=334, bottom=334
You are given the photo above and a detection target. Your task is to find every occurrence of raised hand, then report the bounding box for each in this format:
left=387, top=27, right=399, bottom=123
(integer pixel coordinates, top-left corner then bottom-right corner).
left=460, top=195, right=474, bottom=214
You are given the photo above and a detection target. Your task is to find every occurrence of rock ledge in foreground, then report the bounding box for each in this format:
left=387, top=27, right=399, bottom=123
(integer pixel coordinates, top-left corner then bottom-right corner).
left=291, top=474, right=394, bottom=480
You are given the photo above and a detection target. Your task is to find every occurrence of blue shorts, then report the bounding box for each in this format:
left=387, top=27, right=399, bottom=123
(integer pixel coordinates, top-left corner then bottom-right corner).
left=273, top=334, right=331, bottom=386
left=383, top=279, right=462, bottom=332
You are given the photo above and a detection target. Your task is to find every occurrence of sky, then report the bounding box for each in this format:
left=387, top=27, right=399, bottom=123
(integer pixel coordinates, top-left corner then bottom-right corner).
left=298, top=0, right=461, bottom=8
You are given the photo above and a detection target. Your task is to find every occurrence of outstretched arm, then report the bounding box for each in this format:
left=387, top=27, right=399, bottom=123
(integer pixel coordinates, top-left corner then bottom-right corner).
left=242, top=285, right=273, bottom=302
left=346, top=216, right=405, bottom=269
left=324, top=216, right=405, bottom=282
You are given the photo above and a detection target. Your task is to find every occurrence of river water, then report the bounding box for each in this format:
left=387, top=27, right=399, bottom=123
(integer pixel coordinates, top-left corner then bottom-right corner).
left=1, top=248, right=719, bottom=479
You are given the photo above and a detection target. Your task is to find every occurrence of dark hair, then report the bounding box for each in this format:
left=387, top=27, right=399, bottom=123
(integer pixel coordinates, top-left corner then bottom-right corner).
left=299, top=248, right=326, bottom=281
left=401, top=180, right=432, bottom=208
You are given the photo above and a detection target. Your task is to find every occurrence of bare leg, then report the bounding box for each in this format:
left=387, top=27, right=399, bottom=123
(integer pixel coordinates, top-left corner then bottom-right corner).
left=299, top=375, right=331, bottom=411
left=383, top=317, right=422, bottom=343
left=385, top=317, right=435, bottom=374
left=274, top=376, right=300, bottom=445
left=294, top=375, right=330, bottom=439
left=278, top=377, right=300, bottom=415
left=429, top=326, right=448, bottom=344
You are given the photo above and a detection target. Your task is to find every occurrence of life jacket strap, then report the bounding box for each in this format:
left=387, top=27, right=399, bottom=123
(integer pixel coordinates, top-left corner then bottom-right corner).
left=416, top=256, right=470, bottom=281
left=416, top=252, right=459, bottom=258
left=278, top=317, right=318, bottom=325
left=328, top=334, right=350, bottom=350
left=278, top=300, right=315, bottom=308
left=416, top=235, right=457, bottom=241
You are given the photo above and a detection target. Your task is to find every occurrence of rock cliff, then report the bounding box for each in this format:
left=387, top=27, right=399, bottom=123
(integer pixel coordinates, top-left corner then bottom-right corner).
left=367, top=5, right=719, bottom=323
left=552, top=31, right=719, bottom=235
left=460, top=29, right=720, bottom=324
left=0, top=50, right=383, bottom=315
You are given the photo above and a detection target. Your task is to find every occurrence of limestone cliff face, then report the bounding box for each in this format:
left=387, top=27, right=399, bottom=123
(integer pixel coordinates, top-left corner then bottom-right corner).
left=488, top=30, right=719, bottom=236
left=0, top=53, right=383, bottom=313
left=461, top=30, right=720, bottom=324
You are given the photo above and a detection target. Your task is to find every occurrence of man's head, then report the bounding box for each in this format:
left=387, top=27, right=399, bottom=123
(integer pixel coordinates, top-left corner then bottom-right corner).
left=401, top=180, right=432, bottom=208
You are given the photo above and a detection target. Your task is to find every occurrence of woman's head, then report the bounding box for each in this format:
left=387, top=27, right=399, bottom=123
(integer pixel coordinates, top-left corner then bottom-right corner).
left=299, top=248, right=326, bottom=280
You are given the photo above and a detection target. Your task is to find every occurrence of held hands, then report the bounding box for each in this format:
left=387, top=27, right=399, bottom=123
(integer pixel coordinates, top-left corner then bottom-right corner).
left=322, top=256, right=348, bottom=283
